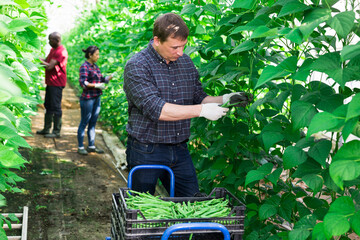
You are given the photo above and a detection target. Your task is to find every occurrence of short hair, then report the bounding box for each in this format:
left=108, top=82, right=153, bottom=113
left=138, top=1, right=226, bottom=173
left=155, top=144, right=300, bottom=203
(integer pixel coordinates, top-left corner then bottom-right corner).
left=153, top=13, right=189, bottom=42
left=82, top=46, right=99, bottom=59
left=49, top=32, right=61, bottom=42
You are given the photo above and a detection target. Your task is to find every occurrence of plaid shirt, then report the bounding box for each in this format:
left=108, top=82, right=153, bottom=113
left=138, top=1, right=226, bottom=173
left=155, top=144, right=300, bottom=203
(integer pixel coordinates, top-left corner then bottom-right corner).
left=79, top=61, right=109, bottom=100
left=124, top=40, right=208, bottom=144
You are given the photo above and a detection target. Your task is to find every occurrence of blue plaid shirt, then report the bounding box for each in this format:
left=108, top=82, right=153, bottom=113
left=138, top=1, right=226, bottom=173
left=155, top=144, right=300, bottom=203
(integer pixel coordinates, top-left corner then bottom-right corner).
left=79, top=61, right=109, bottom=100
left=124, top=40, right=208, bottom=144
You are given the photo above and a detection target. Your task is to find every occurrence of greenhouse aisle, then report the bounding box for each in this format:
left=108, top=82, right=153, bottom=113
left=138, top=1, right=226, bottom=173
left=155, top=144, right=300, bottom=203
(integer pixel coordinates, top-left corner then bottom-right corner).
left=4, top=83, right=127, bottom=240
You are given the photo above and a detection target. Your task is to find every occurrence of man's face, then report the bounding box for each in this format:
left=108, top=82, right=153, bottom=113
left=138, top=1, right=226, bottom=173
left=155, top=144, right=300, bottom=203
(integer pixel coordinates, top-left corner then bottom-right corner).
left=48, top=36, right=59, bottom=48
left=153, top=36, right=187, bottom=63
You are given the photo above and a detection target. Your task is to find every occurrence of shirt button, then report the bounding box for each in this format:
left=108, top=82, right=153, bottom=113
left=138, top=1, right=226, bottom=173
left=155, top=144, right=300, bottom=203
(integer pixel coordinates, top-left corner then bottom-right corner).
left=174, top=100, right=177, bottom=102
left=169, top=67, right=171, bottom=69
left=177, top=133, right=180, bottom=135
left=172, top=83, right=175, bottom=86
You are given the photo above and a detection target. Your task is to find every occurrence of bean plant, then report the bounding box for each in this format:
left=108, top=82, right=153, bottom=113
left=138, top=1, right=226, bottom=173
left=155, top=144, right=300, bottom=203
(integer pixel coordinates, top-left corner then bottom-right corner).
left=0, top=0, right=48, bottom=238
left=64, top=0, right=360, bottom=239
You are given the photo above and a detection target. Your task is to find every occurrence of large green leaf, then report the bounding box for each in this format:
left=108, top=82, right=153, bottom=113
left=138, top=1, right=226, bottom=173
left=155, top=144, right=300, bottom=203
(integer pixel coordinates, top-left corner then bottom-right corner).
left=245, top=163, right=273, bottom=186
left=323, top=213, right=350, bottom=237
left=346, top=93, right=360, bottom=121
left=250, top=26, right=278, bottom=39
left=342, top=117, right=358, bottom=141
left=289, top=228, right=310, bottom=240
left=0, top=125, right=18, bottom=139
left=291, top=101, right=317, bottom=130
left=256, top=56, right=298, bottom=89
left=329, top=196, right=355, bottom=215
left=351, top=211, right=360, bottom=236
left=278, top=1, right=310, bottom=18
left=7, top=18, right=33, bottom=32
left=261, top=122, right=284, bottom=151
left=180, top=4, right=197, bottom=15
left=308, top=140, right=331, bottom=167
left=328, top=11, right=355, bottom=39
left=302, top=174, right=323, bottom=194
left=14, top=0, right=30, bottom=9
left=0, top=43, right=16, bottom=58
left=307, top=112, right=344, bottom=137
left=232, top=0, right=256, bottom=9
left=341, top=42, right=360, bottom=61
left=312, top=222, right=331, bottom=240
left=6, top=135, right=30, bottom=148
left=259, top=203, right=277, bottom=220
left=0, top=148, right=27, bottom=167
left=202, top=4, right=221, bottom=15
left=230, top=40, right=256, bottom=55
left=283, top=146, right=307, bottom=169
left=330, top=140, right=360, bottom=189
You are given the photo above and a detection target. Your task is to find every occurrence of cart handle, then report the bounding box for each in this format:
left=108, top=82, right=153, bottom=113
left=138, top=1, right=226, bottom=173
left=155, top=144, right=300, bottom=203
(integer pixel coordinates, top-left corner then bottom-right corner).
left=160, top=222, right=230, bottom=240
left=128, top=165, right=175, bottom=197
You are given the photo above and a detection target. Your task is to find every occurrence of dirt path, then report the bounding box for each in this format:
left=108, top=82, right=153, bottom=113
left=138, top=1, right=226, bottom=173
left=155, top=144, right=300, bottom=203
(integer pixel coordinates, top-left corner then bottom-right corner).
left=4, top=84, right=127, bottom=240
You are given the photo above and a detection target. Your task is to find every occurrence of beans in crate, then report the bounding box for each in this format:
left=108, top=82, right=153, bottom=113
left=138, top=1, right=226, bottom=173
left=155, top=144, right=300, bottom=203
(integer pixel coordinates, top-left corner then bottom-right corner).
left=111, top=187, right=245, bottom=240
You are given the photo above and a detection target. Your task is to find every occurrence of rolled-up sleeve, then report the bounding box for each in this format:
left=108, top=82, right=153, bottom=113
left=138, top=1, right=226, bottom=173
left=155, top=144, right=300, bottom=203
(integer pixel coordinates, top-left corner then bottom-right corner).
left=79, top=64, right=88, bottom=89
left=124, top=61, right=165, bottom=122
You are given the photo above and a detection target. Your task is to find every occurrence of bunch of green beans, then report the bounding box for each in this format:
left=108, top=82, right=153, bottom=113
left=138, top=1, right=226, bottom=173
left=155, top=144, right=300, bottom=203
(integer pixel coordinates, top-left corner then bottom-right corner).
left=125, top=190, right=232, bottom=220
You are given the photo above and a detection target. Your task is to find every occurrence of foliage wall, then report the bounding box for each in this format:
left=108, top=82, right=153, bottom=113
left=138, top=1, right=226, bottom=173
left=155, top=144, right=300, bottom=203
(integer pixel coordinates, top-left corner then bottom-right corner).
left=0, top=0, right=47, bottom=237
left=65, top=0, right=360, bottom=239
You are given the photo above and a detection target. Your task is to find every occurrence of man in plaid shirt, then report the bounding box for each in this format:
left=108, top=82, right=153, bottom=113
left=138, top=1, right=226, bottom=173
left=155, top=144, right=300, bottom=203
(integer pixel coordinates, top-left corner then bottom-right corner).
left=124, top=13, right=243, bottom=197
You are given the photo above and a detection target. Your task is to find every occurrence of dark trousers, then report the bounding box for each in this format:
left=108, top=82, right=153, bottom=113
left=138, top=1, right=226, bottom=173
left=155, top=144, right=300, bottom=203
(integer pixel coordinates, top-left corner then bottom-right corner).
left=126, top=136, right=199, bottom=197
left=44, top=86, right=63, bottom=117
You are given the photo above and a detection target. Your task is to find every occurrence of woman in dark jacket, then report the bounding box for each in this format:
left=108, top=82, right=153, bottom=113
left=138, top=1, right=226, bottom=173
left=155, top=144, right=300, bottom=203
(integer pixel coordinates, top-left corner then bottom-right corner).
left=77, top=46, right=113, bottom=155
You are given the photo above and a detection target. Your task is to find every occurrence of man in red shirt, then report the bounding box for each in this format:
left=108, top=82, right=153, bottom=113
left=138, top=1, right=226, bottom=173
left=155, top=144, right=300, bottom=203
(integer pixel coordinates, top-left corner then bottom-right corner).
left=37, top=32, right=68, bottom=138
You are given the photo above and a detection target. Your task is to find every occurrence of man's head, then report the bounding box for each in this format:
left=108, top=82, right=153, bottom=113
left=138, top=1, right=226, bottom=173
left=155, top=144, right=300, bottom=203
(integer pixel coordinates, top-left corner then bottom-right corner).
left=152, top=13, right=189, bottom=63
left=48, top=32, right=61, bottom=48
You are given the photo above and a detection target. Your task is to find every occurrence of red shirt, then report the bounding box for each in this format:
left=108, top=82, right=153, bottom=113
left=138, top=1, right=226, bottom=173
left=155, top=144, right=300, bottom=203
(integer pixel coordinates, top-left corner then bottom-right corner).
left=45, top=45, right=68, bottom=87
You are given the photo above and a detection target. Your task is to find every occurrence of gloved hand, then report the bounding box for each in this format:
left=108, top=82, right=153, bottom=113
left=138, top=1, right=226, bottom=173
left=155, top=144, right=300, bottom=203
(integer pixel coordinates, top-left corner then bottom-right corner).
left=200, top=103, right=229, bottom=121
left=222, top=92, right=241, bottom=105
left=94, top=83, right=106, bottom=90
left=229, top=92, right=253, bottom=107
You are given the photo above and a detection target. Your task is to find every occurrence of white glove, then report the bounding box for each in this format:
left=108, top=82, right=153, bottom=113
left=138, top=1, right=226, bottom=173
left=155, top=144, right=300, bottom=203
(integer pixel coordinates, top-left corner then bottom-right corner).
left=222, top=92, right=241, bottom=104
left=200, top=103, right=229, bottom=121
left=94, top=83, right=106, bottom=89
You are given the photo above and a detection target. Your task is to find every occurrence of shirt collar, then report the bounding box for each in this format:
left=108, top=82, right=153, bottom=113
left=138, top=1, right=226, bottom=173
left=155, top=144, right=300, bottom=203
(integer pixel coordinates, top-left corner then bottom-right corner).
left=148, top=39, right=176, bottom=64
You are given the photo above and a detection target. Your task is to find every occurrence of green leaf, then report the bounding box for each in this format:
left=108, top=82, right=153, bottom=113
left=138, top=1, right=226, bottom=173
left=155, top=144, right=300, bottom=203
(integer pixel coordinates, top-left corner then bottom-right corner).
left=202, top=4, right=221, bottom=15
left=323, top=212, right=350, bottom=236
left=342, top=117, right=358, bottom=141
left=256, top=66, right=288, bottom=89
left=333, top=140, right=360, bottom=162
left=289, top=228, right=310, bottom=240
left=11, top=61, right=30, bottom=82
left=14, top=0, right=30, bottom=9
left=308, top=140, right=332, bottom=167
left=302, top=174, right=323, bottom=194
left=291, top=101, right=317, bottom=130
left=181, top=4, right=197, bottom=15
left=267, top=168, right=282, bottom=186
left=322, top=0, right=339, bottom=7
left=346, top=93, right=360, bottom=121
left=330, top=160, right=360, bottom=189
left=250, top=26, right=278, bottom=39
left=230, top=40, right=256, bottom=55
left=283, top=146, right=307, bottom=169
left=245, top=163, right=273, bottom=187
left=307, top=112, right=344, bottom=137
left=0, top=43, right=16, bottom=58
left=329, top=196, right=355, bottom=215
left=278, top=1, right=310, bottom=18
left=232, top=0, right=256, bottom=9
left=328, top=11, right=355, bottom=39
left=6, top=135, right=30, bottom=148
left=261, top=122, right=284, bottom=151
left=312, top=222, right=331, bottom=240
left=0, top=0, right=20, bottom=6
left=286, top=28, right=303, bottom=44
left=7, top=18, right=33, bottom=32
left=350, top=211, right=360, bottom=236
left=0, top=125, right=18, bottom=139
left=341, top=43, right=360, bottom=61
left=204, top=37, right=224, bottom=53
left=259, top=203, right=277, bottom=220
left=0, top=148, right=27, bottom=167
